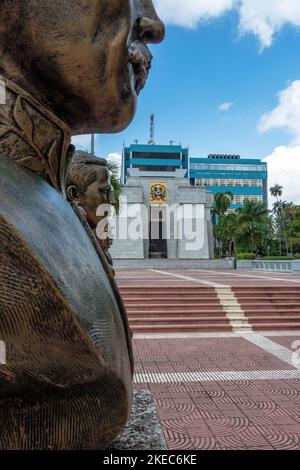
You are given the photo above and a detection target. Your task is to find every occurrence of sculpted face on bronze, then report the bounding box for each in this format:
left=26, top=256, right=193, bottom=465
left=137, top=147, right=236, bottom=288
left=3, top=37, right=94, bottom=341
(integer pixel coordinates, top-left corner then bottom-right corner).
left=66, top=151, right=117, bottom=273
left=0, top=0, right=164, bottom=134
left=66, top=151, right=115, bottom=235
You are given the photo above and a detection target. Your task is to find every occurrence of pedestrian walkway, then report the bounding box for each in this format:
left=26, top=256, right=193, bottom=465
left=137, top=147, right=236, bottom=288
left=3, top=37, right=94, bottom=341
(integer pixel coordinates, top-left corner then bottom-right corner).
left=116, top=269, right=300, bottom=449
left=132, top=331, right=300, bottom=450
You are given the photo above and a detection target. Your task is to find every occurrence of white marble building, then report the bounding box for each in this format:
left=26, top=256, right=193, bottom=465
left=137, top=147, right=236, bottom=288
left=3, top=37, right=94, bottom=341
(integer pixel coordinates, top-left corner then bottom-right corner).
left=109, top=170, right=214, bottom=261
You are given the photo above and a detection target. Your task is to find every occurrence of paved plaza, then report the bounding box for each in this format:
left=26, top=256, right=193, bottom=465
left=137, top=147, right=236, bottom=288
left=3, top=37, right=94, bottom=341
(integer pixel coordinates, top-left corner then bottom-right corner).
left=117, top=269, right=300, bottom=450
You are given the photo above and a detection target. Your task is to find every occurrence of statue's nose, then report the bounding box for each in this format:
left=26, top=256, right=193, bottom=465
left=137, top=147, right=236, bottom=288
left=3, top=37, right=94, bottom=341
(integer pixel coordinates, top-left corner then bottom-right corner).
left=138, top=16, right=165, bottom=44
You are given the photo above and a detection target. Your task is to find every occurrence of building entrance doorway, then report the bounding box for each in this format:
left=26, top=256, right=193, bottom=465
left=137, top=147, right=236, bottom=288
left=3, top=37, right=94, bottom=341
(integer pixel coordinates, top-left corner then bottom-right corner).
left=149, top=206, right=168, bottom=259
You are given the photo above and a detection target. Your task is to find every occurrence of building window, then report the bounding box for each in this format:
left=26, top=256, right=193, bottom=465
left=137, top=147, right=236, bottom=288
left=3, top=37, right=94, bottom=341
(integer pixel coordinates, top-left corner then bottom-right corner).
left=233, top=195, right=263, bottom=204
left=132, top=165, right=180, bottom=172
left=191, top=163, right=267, bottom=172
left=132, top=152, right=181, bottom=160
left=195, top=178, right=263, bottom=187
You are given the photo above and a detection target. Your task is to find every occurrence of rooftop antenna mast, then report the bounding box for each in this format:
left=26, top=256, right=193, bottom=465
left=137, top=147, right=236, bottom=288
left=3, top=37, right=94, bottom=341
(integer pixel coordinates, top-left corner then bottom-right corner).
left=148, top=114, right=155, bottom=145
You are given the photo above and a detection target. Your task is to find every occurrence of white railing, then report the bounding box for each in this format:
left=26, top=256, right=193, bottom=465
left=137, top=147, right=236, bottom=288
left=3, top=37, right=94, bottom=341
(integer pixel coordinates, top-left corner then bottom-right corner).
left=252, top=260, right=292, bottom=273
left=236, top=259, right=300, bottom=273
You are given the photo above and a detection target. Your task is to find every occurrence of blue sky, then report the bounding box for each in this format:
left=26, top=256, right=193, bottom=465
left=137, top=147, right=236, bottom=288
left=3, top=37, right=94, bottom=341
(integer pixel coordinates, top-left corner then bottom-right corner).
left=73, top=1, right=300, bottom=203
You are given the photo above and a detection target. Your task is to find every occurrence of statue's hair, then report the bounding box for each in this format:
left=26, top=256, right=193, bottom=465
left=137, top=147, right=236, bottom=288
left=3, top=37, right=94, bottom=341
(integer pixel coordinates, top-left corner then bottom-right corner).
left=66, top=150, right=108, bottom=194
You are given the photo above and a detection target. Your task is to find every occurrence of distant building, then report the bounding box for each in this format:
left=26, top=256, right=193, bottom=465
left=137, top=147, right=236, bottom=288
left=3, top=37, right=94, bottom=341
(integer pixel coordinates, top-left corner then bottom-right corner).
left=111, top=142, right=213, bottom=261
left=122, top=143, right=189, bottom=184
left=189, top=154, right=268, bottom=209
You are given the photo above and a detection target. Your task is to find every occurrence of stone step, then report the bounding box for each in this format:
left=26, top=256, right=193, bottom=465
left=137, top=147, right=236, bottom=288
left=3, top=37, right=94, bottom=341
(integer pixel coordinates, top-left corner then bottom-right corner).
left=253, top=323, right=300, bottom=331
left=122, top=294, right=219, bottom=303
left=246, top=316, right=300, bottom=322
left=121, top=286, right=300, bottom=291
left=231, top=286, right=300, bottom=293
left=121, top=282, right=300, bottom=333
left=126, top=303, right=224, bottom=310
left=128, top=311, right=237, bottom=322
left=241, top=305, right=300, bottom=315
left=120, top=287, right=216, bottom=293
left=130, top=324, right=232, bottom=333
left=127, top=309, right=227, bottom=315
left=239, top=304, right=300, bottom=310
left=127, top=298, right=300, bottom=304
left=129, top=316, right=230, bottom=324
left=234, top=293, right=300, bottom=297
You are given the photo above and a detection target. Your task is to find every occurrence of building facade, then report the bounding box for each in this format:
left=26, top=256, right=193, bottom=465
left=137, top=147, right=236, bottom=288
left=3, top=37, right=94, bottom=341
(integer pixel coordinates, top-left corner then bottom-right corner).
left=189, top=154, right=268, bottom=209
left=110, top=146, right=268, bottom=261
left=122, top=143, right=189, bottom=184
left=110, top=173, right=214, bottom=260
left=111, top=143, right=213, bottom=261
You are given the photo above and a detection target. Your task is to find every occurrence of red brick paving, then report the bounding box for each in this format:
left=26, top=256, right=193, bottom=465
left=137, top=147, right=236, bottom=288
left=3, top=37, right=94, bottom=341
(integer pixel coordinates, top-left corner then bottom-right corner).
left=133, top=337, right=300, bottom=450
left=270, top=336, right=300, bottom=349
left=116, top=268, right=300, bottom=288
left=133, top=337, right=291, bottom=373
left=118, top=269, right=300, bottom=449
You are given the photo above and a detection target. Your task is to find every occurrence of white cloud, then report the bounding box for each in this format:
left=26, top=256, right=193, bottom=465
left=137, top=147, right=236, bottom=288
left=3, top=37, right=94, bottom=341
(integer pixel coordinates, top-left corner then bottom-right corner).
left=154, top=0, right=300, bottom=48
left=219, top=101, right=234, bottom=111
left=238, top=0, right=300, bottom=49
left=264, top=146, right=300, bottom=205
left=153, top=0, right=234, bottom=28
left=258, top=81, right=300, bottom=145
left=71, top=134, right=92, bottom=152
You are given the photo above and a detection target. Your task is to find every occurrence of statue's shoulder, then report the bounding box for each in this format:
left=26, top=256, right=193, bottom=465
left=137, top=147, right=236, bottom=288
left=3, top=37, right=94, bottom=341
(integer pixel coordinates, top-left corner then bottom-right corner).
left=0, top=154, right=132, bottom=387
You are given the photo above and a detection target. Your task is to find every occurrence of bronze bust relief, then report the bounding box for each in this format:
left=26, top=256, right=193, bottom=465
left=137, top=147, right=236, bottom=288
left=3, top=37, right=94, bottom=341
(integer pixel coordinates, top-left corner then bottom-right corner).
left=0, top=0, right=164, bottom=450
left=66, top=150, right=117, bottom=272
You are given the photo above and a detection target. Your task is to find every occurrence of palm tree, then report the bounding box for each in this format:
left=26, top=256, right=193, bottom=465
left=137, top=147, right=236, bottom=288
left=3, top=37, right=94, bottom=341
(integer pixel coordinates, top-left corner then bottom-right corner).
left=216, top=211, right=239, bottom=256
left=270, top=185, right=284, bottom=255
left=107, top=159, right=121, bottom=214
left=237, top=200, right=270, bottom=255
left=270, top=184, right=283, bottom=202
left=273, top=200, right=294, bottom=255
left=212, top=192, right=234, bottom=255
left=213, top=192, right=234, bottom=220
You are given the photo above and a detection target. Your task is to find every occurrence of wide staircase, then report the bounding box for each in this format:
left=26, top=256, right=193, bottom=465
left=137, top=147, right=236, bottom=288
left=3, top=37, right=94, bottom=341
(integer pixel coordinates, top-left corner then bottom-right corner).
left=232, top=286, right=300, bottom=331
left=120, top=285, right=300, bottom=333
left=120, top=286, right=232, bottom=333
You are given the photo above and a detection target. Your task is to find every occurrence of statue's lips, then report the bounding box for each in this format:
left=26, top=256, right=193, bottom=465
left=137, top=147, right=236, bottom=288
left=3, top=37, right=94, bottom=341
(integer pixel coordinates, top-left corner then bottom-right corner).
left=127, top=40, right=153, bottom=95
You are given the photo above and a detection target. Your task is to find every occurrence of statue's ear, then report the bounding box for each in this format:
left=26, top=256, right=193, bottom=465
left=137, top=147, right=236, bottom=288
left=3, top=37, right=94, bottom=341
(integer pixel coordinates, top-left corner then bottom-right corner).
left=66, top=185, right=79, bottom=203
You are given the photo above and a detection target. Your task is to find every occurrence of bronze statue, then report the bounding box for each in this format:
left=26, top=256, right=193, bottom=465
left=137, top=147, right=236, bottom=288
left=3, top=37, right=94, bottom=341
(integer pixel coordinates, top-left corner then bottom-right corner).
left=66, top=151, right=116, bottom=271
left=0, top=0, right=164, bottom=450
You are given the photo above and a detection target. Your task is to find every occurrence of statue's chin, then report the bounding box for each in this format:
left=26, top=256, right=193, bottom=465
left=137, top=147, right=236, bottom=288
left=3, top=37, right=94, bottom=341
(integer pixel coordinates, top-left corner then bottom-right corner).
left=72, top=78, right=137, bottom=135
left=68, top=58, right=142, bottom=135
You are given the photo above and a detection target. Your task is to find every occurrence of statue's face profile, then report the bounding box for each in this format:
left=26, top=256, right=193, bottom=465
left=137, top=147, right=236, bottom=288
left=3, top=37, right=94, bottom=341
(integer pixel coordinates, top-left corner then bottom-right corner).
left=66, top=159, right=116, bottom=230
left=79, top=165, right=115, bottom=230
left=2, top=0, right=164, bottom=134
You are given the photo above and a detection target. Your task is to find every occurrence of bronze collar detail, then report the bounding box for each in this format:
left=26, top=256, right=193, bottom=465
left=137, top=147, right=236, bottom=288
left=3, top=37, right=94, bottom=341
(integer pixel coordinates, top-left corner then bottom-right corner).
left=0, top=75, right=74, bottom=195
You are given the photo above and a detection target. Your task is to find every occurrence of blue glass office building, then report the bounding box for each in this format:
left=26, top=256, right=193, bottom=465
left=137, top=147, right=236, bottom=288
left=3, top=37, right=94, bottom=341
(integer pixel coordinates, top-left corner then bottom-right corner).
left=122, top=145, right=268, bottom=210
left=122, top=143, right=189, bottom=184
left=189, top=154, right=268, bottom=209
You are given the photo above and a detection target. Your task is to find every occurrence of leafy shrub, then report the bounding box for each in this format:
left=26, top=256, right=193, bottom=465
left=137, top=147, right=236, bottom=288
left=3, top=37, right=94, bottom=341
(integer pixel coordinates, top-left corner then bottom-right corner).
left=237, top=253, right=256, bottom=260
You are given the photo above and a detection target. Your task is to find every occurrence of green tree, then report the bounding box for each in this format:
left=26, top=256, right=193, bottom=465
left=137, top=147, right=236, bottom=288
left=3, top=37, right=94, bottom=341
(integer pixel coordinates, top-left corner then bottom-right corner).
left=107, top=159, right=121, bottom=214
left=212, top=191, right=234, bottom=223
left=236, top=200, right=271, bottom=255
left=290, top=205, right=300, bottom=253
left=215, top=211, right=239, bottom=256
left=270, top=184, right=283, bottom=202
left=270, top=184, right=292, bottom=255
